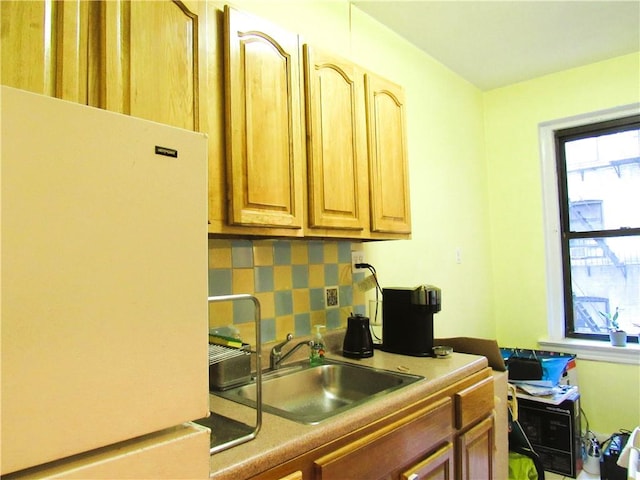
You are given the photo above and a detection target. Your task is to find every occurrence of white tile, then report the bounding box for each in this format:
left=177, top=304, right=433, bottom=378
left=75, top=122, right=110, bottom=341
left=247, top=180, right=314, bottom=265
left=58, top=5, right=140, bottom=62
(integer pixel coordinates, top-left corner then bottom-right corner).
left=544, top=469, right=599, bottom=480
left=545, top=472, right=565, bottom=479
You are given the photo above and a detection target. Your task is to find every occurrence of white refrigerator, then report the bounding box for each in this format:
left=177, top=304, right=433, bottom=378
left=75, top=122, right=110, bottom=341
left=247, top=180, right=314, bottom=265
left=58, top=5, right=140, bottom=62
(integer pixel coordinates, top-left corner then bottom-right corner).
left=1, top=86, right=210, bottom=477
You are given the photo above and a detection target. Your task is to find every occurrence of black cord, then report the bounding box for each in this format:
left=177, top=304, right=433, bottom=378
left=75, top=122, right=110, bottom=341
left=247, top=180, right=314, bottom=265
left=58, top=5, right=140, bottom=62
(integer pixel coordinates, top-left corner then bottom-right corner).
left=355, top=263, right=383, bottom=295
left=355, top=263, right=383, bottom=341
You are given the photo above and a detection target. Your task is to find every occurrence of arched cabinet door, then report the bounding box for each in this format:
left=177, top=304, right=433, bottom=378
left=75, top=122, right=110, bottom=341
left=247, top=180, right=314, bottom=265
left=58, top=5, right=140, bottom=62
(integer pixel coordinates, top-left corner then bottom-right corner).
left=365, top=72, right=412, bottom=235
left=95, top=0, right=202, bottom=131
left=223, top=6, right=305, bottom=231
left=303, top=45, right=368, bottom=233
left=1, top=0, right=90, bottom=103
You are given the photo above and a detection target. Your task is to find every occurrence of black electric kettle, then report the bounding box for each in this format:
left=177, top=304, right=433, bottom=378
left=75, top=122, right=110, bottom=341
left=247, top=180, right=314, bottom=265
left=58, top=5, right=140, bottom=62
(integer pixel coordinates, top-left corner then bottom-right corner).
left=343, top=313, right=374, bottom=358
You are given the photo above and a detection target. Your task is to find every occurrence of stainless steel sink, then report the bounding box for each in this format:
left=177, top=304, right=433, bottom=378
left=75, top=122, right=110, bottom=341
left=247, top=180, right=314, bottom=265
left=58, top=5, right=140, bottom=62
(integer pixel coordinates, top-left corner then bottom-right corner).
left=214, top=359, right=423, bottom=424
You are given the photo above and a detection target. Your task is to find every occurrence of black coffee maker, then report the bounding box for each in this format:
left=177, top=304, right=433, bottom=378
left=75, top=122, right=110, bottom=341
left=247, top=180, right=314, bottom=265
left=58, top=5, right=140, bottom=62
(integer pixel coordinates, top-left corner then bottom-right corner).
left=381, top=285, right=441, bottom=356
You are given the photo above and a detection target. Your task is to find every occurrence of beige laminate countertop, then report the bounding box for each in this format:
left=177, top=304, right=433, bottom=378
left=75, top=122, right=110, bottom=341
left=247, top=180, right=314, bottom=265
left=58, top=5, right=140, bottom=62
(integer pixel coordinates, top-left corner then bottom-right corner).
left=206, top=344, right=489, bottom=480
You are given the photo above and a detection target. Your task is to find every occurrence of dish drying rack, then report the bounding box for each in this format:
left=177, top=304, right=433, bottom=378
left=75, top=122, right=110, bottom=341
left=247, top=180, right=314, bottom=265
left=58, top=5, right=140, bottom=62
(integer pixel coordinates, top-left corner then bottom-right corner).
left=208, top=343, right=251, bottom=364
left=206, top=294, right=262, bottom=455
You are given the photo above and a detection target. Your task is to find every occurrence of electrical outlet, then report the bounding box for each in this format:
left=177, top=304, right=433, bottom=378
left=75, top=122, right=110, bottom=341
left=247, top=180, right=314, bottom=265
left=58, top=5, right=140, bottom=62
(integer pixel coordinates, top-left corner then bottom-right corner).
left=352, top=250, right=366, bottom=273
left=325, top=286, right=339, bottom=308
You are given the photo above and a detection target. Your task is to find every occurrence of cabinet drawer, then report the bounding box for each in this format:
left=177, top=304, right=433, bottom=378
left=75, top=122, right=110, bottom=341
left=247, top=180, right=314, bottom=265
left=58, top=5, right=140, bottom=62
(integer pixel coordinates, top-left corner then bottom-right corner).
left=314, top=397, right=452, bottom=480
left=454, top=377, right=494, bottom=429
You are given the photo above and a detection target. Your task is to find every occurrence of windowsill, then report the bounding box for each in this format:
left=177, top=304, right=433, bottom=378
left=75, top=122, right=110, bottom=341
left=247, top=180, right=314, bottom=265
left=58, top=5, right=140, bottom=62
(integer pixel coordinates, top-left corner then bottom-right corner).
left=538, top=337, right=640, bottom=365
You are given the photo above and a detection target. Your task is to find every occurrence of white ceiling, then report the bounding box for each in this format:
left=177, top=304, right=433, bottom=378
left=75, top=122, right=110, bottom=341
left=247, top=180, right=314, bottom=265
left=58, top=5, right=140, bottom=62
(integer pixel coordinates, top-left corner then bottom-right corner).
left=352, top=1, right=640, bottom=90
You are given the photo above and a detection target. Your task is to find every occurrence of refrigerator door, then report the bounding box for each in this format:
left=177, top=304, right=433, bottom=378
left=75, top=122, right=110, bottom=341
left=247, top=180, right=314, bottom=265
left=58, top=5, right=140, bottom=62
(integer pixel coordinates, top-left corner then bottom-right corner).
left=1, top=86, right=209, bottom=474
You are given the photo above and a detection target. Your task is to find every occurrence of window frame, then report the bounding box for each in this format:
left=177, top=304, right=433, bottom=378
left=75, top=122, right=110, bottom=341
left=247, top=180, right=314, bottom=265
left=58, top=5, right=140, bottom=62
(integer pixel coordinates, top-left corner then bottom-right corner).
left=555, top=116, right=640, bottom=342
left=538, top=103, right=640, bottom=364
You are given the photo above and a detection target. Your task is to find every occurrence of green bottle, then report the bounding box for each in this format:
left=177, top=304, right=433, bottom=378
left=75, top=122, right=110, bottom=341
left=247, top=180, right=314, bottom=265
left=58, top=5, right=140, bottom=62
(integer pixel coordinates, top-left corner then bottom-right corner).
left=310, top=325, right=326, bottom=366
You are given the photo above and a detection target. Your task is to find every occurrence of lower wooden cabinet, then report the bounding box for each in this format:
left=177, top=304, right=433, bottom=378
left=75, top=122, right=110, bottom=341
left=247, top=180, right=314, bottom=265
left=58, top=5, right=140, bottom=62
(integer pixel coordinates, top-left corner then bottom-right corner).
left=250, top=368, right=497, bottom=480
left=454, top=376, right=496, bottom=480
left=401, top=442, right=454, bottom=480
left=314, top=398, right=452, bottom=480
left=276, top=472, right=304, bottom=480
left=457, top=415, right=495, bottom=480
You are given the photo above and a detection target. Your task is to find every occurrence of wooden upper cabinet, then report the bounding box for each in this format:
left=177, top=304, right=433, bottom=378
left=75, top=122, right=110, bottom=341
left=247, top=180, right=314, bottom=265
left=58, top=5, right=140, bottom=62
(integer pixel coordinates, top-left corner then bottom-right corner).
left=1, top=0, right=90, bottom=103
left=95, top=0, right=201, bottom=131
left=223, top=6, right=304, bottom=231
left=303, top=45, right=368, bottom=233
left=365, top=72, right=412, bottom=235
left=1, top=0, right=201, bottom=130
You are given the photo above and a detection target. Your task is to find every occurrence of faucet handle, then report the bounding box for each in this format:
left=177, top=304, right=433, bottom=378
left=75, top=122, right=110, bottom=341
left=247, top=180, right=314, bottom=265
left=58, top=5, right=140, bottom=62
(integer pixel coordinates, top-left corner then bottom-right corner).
left=273, top=333, right=294, bottom=352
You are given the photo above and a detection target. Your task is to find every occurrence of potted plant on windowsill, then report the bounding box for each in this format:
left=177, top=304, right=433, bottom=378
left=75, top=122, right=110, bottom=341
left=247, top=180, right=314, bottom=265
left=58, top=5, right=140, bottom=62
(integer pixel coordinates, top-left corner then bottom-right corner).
left=599, top=307, right=627, bottom=347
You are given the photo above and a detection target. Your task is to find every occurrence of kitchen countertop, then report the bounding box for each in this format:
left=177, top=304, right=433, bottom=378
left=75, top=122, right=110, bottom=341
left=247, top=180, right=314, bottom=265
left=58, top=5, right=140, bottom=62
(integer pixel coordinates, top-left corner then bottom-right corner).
left=205, top=334, right=489, bottom=480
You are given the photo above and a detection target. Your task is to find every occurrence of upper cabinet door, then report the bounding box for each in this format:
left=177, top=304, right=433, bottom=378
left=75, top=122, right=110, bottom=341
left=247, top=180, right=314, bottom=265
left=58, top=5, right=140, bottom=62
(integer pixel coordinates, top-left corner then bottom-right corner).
left=1, top=0, right=90, bottom=103
left=95, top=0, right=201, bottom=131
left=303, top=45, right=368, bottom=232
left=365, top=72, right=412, bottom=234
left=224, top=6, right=304, bottom=230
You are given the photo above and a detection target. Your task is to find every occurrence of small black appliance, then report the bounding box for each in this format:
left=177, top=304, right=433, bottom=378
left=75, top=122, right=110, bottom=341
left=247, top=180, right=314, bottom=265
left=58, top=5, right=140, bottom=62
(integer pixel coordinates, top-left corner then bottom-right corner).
left=600, top=431, right=630, bottom=480
left=343, top=313, right=374, bottom=358
left=381, top=285, right=441, bottom=356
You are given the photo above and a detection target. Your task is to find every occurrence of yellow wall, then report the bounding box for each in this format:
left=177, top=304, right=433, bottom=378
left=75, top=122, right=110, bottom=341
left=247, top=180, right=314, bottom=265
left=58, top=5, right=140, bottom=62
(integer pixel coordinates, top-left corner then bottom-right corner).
left=484, top=53, right=640, bottom=433
left=352, top=8, right=495, bottom=340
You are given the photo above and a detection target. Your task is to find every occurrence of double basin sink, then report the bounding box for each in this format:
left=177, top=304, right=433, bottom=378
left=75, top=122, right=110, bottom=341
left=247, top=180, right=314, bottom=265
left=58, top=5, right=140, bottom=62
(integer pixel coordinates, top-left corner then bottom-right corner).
left=214, top=359, right=423, bottom=424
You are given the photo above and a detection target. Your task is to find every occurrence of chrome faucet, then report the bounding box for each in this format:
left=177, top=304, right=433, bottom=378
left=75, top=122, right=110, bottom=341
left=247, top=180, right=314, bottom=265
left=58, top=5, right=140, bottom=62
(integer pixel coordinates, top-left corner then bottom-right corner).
left=270, top=333, right=313, bottom=370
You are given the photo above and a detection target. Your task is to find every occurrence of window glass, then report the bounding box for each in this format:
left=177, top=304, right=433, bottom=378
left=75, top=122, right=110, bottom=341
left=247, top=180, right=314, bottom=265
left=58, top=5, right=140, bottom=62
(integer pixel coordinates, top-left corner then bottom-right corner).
left=565, top=129, right=640, bottom=231
left=570, top=236, right=640, bottom=335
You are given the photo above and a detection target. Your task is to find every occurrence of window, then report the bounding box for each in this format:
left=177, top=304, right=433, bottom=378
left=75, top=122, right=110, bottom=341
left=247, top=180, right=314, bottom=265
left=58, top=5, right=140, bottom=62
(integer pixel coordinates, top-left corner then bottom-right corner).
left=555, top=115, right=640, bottom=341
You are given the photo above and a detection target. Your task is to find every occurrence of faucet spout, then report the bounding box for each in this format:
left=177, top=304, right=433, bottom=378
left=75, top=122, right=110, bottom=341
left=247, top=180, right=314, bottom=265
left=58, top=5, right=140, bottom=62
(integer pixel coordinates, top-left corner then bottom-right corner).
left=270, top=333, right=312, bottom=370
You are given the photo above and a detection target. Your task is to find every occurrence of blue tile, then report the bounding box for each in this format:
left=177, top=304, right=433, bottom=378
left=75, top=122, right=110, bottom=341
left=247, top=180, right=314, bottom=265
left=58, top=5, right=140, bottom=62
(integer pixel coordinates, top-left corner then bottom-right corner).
left=231, top=240, right=253, bottom=268
left=275, top=290, right=293, bottom=316
left=324, top=264, right=338, bottom=285
left=338, top=241, right=352, bottom=263
left=308, top=241, right=324, bottom=264
left=208, top=269, right=232, bottom=296
left=339, top=285, right=353, bottom=306
left=261, top=318, right=276, bottom=343
left=292, top=264, right=309, bottom=288
left=294, top=313, right=311, bottom=336
left=326, top=308, right=341, bottom=329
left=352, top=304, right=366, bottom=316
left=310, top=288, right=325, bottom=311
left=233, top=298, right=257, bottom=324
left=254, top=266, right=274, bottom=292
left=273, top=241, right=291, bottom=265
